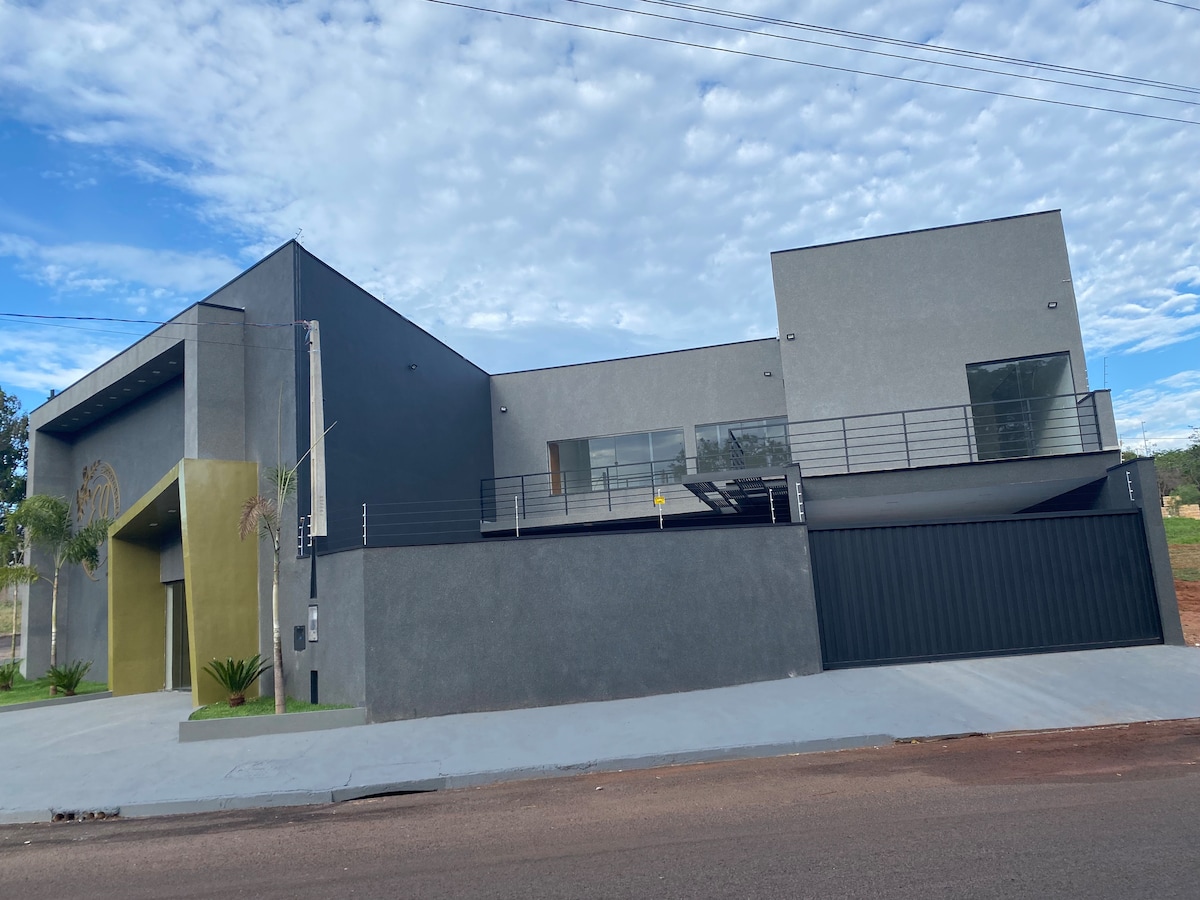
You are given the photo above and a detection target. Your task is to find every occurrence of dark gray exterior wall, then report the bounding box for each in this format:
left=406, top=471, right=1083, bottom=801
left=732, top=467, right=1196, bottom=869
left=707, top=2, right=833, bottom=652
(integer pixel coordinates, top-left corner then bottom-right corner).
left=1096, top=457, right=1185, bottom=646
left=771, top=211, right=1091, bottom=422
left=295, top=249, right=494, bottom=549
left=361, top=525, right=821, bottom=721
left=285, top=548, right=367, bottom=707
left=491, top=339, right=785, bottom=478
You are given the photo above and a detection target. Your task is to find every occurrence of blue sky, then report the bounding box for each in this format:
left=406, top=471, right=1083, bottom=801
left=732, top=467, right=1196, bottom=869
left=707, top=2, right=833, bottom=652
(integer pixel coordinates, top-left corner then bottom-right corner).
left=1, top=0, right=1198, bottom=449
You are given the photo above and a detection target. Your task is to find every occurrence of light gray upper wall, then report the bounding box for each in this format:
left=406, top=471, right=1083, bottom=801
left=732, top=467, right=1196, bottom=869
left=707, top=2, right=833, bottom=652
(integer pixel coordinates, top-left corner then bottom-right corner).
left=491, top=339, right=785, bottom=477
left=183, top=304, right=246, bottom=460
left=192, top=245, right=301, bottom=670
left=771, top=211, right=1089, bottom=423
left=192, top=244, right=299, bottom=470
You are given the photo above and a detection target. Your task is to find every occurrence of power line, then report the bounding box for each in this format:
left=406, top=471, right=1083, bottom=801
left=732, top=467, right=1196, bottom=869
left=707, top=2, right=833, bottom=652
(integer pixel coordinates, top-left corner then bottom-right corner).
left=632, top=1, right=1200, bottom=96
left=558, top=0, right=1200, bottom=108
left=0, top=313, right=300, bottom=352
left=423, top=0, right=1200, bottom=126
left=0, top=312, right=297, bottom=327
left=1150, top=0, right=1200, bottom=11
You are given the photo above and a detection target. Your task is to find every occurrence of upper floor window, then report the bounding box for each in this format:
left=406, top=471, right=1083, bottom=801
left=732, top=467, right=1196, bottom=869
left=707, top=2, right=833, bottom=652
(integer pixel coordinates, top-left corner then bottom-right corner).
left=549, top=428, right=685, bottom=494
left=966, top=352, right=1076, bottom=460
left=695, top=417, right=790, bottom=473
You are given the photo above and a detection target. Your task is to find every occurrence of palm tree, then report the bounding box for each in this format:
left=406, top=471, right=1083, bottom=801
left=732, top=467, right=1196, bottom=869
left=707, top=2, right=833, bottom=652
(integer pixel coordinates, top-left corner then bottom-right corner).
left=13, top=495, right=110, bottom=678
left=238, top=465, right=296, bottom=715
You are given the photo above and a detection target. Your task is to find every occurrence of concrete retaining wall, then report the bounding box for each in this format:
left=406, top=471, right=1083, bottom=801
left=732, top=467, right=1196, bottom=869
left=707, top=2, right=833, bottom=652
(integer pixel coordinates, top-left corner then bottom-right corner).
left=361, top=525, right=821, bottom=721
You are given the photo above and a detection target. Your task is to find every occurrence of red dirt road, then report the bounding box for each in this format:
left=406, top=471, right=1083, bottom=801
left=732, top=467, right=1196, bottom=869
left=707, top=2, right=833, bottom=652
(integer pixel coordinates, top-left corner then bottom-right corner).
left=4, top=720, right=1200, bottom=899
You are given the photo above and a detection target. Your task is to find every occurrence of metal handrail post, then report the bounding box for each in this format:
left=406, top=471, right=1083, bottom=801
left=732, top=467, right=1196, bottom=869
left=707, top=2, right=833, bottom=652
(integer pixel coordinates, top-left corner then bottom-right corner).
left=963, top=406, right=974, bottom=462
left=901, top=411, right=911, bottom=467
left=514, top=495, right=520, bottom=537
left=361, top=502, right=367, bottom=546
left=841, top=418, right=850, bottom=472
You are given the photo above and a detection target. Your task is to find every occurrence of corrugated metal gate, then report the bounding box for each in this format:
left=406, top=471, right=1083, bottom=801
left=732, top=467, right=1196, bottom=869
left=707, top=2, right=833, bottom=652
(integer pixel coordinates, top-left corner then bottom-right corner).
left=809, top=511, right=1163, bottom=669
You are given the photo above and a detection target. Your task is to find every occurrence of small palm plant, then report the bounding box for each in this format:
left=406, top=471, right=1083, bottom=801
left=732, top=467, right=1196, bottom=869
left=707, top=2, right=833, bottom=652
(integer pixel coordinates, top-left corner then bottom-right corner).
left=0, top=658, right=20, bottom=691
left=203, top=654, right=271, bottom=707
left=46, top=659, right=93, bottom=696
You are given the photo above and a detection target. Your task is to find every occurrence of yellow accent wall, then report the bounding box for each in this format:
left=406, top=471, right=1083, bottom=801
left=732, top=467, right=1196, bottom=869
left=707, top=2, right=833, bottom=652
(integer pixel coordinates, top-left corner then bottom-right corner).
left=108, top=459, right=260, bottom=707
left=108, top=533, right=167, bottom=695
left=179, top=459, right=260, bottom=706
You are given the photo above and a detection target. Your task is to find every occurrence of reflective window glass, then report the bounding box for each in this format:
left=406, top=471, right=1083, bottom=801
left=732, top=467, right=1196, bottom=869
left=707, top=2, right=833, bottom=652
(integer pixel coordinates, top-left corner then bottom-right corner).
left=695, top=417, right=791, bottom=472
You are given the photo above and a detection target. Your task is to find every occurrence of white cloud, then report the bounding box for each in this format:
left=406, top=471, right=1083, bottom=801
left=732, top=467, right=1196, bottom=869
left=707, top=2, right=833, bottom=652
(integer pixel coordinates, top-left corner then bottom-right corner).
left=0, top=0, right=1197, bottom=432
left=0, top=233, right=240, bottom=315
left=0, top=327, right=127, bottom=400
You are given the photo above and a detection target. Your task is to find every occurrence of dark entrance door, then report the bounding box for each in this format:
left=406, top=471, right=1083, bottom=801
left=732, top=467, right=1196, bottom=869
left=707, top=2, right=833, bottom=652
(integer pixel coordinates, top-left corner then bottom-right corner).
left=166, top=581, right=191, bottom=690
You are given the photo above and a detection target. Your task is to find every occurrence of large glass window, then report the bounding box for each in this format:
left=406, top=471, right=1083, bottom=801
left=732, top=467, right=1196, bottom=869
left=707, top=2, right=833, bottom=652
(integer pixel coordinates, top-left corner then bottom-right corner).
left=549, top=428, right=685, bottom=494
left=695, top=417, right=791, bottom=473
left=966, top=352, right=1077, bottom=460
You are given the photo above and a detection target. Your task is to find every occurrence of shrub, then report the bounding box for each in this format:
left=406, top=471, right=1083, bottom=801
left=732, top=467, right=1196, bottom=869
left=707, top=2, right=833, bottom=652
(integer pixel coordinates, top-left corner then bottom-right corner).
left=203, top=654, right=270, bottom=707
left=47, top=659, right=93, bottom=696
left=1174, top=484, right=1200, bottom=506
left=0, top=659, right=19, bottom=691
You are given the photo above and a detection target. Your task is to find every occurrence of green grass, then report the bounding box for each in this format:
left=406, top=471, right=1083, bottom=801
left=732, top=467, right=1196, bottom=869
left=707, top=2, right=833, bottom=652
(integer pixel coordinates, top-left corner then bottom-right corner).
left=189, top=696, right=351, bottom=720
left=0, top=593, right=19, bottom=635
left=1164, top=518, right=1200, bottom=544
left=0, top=672, right=108, bottom=707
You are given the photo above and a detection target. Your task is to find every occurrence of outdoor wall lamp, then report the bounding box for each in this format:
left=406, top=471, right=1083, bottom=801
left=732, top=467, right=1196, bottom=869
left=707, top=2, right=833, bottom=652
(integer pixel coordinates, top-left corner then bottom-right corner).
left=499, top=406, right=508, bottom=413
left=764, top=371, right=773, bottom=377
left=408, top=363, right=418, bottom=370
left=785, top=333, right=795, bottom=340
left=1047, top=301, right=1058, bottom=309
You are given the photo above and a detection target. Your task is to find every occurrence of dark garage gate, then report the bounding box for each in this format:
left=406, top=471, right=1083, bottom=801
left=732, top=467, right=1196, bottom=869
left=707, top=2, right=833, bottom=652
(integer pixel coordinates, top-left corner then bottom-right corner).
left=809, top=510, right=1164, bottom=669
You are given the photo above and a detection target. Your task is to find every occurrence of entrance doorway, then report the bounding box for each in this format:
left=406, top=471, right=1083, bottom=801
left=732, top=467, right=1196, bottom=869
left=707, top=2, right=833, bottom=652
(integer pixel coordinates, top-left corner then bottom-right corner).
left=165, top=581, right=191, bottom=691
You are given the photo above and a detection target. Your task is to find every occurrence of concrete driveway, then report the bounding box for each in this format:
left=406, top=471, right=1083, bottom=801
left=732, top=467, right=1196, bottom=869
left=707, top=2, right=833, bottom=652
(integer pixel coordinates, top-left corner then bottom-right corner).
left=4, top=644, right=1200, bottom=825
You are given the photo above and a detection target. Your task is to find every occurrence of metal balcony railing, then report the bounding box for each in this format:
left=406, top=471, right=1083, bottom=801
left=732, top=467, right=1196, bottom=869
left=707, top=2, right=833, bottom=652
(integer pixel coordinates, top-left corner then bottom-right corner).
left=481, top=392, right=1106, bottom=524
left=299, top=392, right=1109, bottom=546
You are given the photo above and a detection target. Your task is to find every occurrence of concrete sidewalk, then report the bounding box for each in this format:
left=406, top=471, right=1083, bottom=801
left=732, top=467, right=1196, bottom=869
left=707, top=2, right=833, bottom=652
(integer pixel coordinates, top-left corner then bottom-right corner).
left=4, top=644, right=1200, bottom=825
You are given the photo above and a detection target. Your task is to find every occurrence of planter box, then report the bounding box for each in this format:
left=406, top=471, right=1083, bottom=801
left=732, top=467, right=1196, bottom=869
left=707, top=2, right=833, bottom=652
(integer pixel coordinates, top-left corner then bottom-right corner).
left=179, top=706, right=367, bottom=742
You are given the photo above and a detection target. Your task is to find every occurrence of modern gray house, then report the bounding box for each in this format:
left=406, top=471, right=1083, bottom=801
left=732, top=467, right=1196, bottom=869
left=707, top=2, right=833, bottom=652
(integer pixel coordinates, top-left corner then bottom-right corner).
left=20, top=210, right=1183, bottom=720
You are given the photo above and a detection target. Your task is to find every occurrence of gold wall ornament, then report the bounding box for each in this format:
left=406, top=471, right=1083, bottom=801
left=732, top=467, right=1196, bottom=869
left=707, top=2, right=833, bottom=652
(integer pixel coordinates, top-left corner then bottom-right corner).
left=76, top=460, right=121, bottom=580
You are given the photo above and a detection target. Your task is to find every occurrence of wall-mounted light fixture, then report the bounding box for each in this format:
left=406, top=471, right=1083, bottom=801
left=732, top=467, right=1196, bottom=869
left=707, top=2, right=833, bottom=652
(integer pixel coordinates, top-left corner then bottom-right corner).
left=785, top=333, right=796, bottom=341
left=1047, top=301, right=1058, bottom=309
left=499, top=406, right=508, bottom=413
left=408, top=363, right=418, bottom=370
left=307, top=604, right=319, bottom=642
left=764, top=371, right=773, bottom=377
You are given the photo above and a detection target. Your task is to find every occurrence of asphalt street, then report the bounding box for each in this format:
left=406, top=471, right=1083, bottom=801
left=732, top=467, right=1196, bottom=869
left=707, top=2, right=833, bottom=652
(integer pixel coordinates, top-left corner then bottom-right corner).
left=4, top=720, right=1198, bottom=899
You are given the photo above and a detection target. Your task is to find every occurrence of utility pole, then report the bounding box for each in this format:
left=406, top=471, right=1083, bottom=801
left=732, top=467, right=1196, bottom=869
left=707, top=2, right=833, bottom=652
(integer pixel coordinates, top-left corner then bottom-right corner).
left=307, top=321, right=328, bottom=538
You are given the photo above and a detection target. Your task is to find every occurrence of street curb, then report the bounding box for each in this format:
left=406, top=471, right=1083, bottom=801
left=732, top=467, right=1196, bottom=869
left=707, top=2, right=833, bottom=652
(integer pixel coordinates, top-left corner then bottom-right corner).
left=0, top=733, right=893, bottom=824
left=178, top=707, right=367, bottom=742
left=440, top=734, right=895, bottom=790
left=0, top=691, right=113, bottom=714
